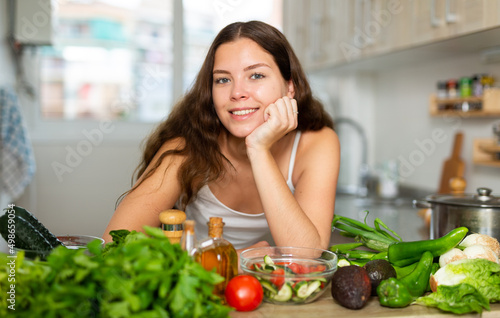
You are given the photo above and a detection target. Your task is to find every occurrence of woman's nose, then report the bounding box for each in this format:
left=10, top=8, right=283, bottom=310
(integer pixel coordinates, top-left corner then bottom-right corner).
left=230, top=80, right=249, bottom=101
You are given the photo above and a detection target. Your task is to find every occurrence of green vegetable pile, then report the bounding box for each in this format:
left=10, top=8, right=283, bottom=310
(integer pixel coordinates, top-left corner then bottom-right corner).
left=330, top=212, right=500, bottom=314
left=416, top=258, right=500, bottom=314
left=0, top=226, right=232, bottom=318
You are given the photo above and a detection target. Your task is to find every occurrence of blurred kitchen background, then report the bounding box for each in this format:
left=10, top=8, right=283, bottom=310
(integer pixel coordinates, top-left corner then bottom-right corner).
left=1, top=0, right=499, bottom=249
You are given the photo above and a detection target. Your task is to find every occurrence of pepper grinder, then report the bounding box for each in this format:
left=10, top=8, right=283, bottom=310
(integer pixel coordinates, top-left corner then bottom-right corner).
left=159, top=209, right=186, bottom=244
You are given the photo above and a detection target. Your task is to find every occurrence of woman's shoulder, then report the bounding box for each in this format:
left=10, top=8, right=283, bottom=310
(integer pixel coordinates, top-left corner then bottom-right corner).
left=300, top=127, right=339, bottom=150
left=297, top=127, right=340, bottom=164
left=150, top=137, right=187, bottom=168
left=293, top=127, right=340, bottom=182
left=155, top=136, right=187, bottom=155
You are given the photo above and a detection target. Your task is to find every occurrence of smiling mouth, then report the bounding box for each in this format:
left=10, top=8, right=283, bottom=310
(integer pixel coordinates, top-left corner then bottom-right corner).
left=231, top=109, right=258, bottom=116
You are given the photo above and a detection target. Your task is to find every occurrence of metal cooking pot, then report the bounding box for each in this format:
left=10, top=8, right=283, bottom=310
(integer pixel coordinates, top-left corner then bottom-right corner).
left=414, top=187, right=500, bottom=241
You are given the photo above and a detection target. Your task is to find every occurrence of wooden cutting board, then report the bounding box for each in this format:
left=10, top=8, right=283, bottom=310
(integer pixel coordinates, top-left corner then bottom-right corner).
left=438, top=132, right=465, bottom=194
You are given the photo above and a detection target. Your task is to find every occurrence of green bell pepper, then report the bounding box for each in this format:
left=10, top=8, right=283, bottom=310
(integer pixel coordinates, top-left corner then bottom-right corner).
left=377, top=251, right=435, bottom=308
left=399, top=251, right=434, bottom=297
left=394, top=262, right=418, bottom=279
left=377, top=278, right=413, bottom=308
left=387, top=227, right=468, bottom=267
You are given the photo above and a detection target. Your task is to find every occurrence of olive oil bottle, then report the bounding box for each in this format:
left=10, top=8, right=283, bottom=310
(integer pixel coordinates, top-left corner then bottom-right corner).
left=193, top=217, right=238, bottom=302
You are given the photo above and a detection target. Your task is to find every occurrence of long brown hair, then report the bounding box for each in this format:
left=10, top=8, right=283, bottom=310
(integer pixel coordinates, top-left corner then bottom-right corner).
left=127, top=21, right=333, bottom=209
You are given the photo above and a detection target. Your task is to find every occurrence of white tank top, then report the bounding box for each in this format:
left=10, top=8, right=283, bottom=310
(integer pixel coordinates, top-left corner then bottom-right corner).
left=182, top=131, right=302, bottom=249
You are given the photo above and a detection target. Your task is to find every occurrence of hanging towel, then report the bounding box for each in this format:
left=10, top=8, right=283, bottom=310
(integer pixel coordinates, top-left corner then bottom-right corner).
left=0, top=86, right=36, bottom=200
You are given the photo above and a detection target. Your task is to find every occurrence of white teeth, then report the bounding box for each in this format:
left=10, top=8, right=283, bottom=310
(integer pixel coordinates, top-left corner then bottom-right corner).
left=232, top=109, right=257, bottom=116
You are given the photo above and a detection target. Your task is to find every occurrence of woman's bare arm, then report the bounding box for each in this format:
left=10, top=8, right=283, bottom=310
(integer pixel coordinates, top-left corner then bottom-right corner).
left=102, top=141, right=185, bottom=242
left=249, top=127, right=340, bottom=249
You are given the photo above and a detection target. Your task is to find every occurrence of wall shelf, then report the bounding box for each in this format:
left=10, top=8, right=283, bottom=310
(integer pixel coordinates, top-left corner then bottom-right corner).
left=473, top=138, right=500, bottom=167
left=429, top=88, right=500, bottom=117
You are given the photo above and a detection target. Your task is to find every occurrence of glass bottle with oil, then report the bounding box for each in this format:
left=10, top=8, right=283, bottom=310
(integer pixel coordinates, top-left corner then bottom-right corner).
left=193, top=217, right=238, bottom=302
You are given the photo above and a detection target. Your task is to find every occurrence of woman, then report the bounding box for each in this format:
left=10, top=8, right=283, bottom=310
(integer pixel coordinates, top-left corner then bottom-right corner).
left=103, top=21, right=340, bottom=252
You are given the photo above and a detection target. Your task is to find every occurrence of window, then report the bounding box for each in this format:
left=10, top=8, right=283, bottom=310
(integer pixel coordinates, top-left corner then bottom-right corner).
left=39, top=0, right=282, bottom=123
left=182, top=0, right=283, bottom=92
left=40, top=0, right=174, bottom=122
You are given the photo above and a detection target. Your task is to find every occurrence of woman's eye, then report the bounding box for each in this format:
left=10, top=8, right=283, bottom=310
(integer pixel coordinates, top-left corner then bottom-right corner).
left=250, top=73, right=265, bottom=80
left=214, top=77, right=230, bottom=84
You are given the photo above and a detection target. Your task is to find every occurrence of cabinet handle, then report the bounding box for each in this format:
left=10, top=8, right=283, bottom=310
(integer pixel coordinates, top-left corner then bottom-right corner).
left=430, top=0, right=442, bottom=27
left=445, top=0, right=457, bottom=23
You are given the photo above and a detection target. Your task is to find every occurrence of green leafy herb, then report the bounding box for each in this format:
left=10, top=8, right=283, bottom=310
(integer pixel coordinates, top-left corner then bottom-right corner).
left=416, top=284, right=490, bottom=314
left=416, top=259, right=500, bottom=314
left=429, top=258, right=500, bottom=302
left=0, top=226, right=232, bottom=317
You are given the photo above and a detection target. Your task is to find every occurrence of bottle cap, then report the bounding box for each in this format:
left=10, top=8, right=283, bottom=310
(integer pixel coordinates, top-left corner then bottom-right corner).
left=159, top=209, right=186, bottom=243
left=159, top=209, right=186, bottom=224
left=208, top=217, right=224, bottom=238
left=184, top=220, right=195, bottom=234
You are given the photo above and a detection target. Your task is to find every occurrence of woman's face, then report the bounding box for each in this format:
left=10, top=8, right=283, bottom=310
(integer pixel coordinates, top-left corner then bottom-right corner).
left=212, top=38, right=294, bottom=138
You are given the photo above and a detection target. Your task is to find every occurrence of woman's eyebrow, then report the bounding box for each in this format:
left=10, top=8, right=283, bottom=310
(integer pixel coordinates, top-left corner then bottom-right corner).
left=213, top=69, right=230, bottom=75
left=213, top=63, right=271, bottom=75
left=244, top=63, right=271, bottom=71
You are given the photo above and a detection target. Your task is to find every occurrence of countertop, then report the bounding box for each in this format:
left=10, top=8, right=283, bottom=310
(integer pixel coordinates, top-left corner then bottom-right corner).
left=232, top=193, right=499, bottom=317
left=230, top=292, right=500, bottom=318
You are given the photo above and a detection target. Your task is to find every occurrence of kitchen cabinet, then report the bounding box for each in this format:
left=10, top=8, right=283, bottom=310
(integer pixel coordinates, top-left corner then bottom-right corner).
left=283, top=0, right=356, bottom=70
left=283, top=0, right=500, bottom=72
left=411, top=0, right=500, bottom=45
left=361, top=0, right=413, bottom=57
left=451, top=0, right=500, bottom=33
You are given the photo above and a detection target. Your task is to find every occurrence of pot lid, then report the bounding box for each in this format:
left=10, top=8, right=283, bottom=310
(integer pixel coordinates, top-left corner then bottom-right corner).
left=427, top=187, right=500, bottom=208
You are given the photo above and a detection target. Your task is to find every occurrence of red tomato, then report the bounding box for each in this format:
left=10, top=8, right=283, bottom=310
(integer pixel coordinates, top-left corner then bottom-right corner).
left=270, top=268, right=285, bottom=288
left=225, top=275, right=263, bottom=312
left=314, top=265, right=326, bottom=272
left=288, top=262, right=302, bottom=274
left=275, top=261, right=291, bottom=266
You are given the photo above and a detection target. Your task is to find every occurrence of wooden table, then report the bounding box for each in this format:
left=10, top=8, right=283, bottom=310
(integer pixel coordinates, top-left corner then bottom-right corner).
left=230, top=292, right=500, bottom=318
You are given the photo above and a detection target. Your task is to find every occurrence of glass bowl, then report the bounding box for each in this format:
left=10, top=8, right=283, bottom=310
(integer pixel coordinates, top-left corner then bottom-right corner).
left=57, top=235, right=105, bottom=249
left=240, top=246, right=338, bottom=305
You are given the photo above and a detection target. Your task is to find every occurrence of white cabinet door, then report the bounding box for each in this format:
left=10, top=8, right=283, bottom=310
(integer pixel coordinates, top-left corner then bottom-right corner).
left=410, top=0, right=500, bottom=46
left=284, top=0, right=500, bottom=71
left=362, top=0, right=413, bottom=56
left=451, top=0, right=500, bottom=35
left=411, top=0, right=452, bottom=44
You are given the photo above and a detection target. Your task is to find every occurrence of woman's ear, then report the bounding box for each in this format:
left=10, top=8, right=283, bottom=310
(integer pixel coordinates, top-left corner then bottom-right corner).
left=286, top=80, right=295, bottom=98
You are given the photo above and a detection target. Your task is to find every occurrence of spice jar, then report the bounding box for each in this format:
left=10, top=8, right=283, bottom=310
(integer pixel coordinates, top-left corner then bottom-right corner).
left=481, top=75, right=495, bottom=90
left=472, top=74, right=484, bottom=97
left=459, top=77, right=471, bottom=97
left=436, top=81, right=447, bottom=99
left=446, top=79, right=458, bottom=98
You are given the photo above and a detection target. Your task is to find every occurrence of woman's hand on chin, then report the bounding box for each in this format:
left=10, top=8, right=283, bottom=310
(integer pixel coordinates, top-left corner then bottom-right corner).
left=245, top=96, right=298, bottom=154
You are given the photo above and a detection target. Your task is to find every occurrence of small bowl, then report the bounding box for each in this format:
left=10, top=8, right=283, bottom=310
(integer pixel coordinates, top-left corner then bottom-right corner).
left=57, top=235, right=105, bottom=249
left=14, top=235, right=104, bottom=260
left=240, top=246, right=337, bottom=305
